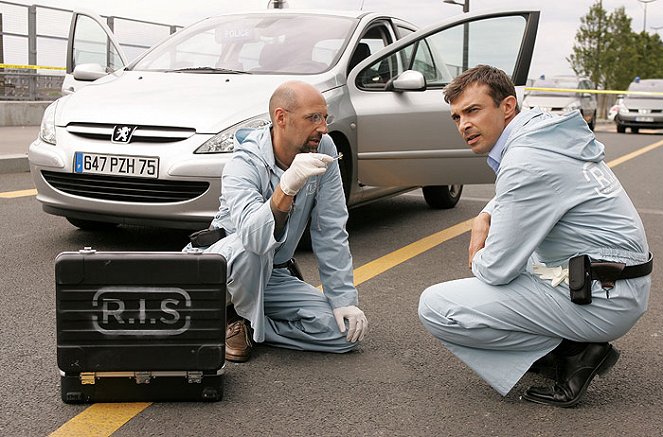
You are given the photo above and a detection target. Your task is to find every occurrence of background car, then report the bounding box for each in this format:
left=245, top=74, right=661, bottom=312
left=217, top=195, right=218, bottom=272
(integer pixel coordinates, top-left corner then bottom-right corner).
left=615, top=78, right=663, bottom=134
left=28, top=8, right=539, bottom=231
left=522, top=75, right=597, bottom=130
left=607, top=95, right=624, bottom=121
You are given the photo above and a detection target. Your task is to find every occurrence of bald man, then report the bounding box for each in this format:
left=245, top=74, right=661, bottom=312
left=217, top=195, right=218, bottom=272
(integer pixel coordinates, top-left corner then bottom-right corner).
left=190, top=81, right=367, bottom=362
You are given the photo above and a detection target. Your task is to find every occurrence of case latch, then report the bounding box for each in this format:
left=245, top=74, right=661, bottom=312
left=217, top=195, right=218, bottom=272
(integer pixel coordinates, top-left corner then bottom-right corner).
left=134, top=371, right=152, bottom=384
left=187, top=371, right=203, bottom=383
left=80, top=372, right=96, bottom=385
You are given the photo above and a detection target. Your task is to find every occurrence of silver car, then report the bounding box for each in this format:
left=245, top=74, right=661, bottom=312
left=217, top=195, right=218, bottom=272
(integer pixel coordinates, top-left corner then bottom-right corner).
left=29, top=8, right=539, bottom=230
left=522, top=75, right=597, bottom=130
left=615, top=79, right=663, bottom=134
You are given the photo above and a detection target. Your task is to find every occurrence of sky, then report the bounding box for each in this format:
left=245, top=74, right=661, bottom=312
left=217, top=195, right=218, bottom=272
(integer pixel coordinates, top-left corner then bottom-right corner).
left=2, top=0, right=663, bottom=78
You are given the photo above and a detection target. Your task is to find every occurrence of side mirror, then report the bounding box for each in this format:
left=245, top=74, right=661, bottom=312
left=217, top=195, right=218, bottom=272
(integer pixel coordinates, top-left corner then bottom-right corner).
left=388, top=70, right=426, bottom=92
left=72, top=63, right=107, bottom=81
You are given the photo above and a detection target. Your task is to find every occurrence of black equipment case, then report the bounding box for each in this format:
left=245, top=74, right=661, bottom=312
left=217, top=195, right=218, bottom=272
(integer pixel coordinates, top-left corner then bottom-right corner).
left=55, top=248, right=226, bottom=403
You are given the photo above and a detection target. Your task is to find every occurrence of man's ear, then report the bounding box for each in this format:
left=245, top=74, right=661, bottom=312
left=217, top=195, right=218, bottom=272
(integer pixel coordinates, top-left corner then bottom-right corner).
left=502, top=95, right=518, bottom=120
left=274, top=108, right=287, bottom=127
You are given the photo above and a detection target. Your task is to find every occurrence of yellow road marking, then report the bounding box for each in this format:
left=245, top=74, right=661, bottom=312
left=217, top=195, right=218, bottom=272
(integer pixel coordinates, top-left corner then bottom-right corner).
left=353, top=219, right=473, bottom=286
left=0, top=188, right=38, bottom=198
left=606, top=139, right=663, bottom=168
left=49, top=403, right=151, bottom=437
left=30, top=137, right=663, bottom=436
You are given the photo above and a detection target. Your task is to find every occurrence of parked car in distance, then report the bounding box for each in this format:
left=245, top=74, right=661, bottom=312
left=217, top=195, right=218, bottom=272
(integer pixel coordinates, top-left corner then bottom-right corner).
left=28, top=8, right=539, bottom=231
left=615, top=79, right=663, bottom=134
left=522, top=75, right=597, bottom=130
left=607, top=95, right=624, bottom=122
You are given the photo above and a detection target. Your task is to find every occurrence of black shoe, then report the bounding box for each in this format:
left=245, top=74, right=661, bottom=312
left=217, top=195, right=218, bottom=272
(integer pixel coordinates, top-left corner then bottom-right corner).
left=527, top=351, right=559, bottom=380
left=522, top=343, right=620, bottom=408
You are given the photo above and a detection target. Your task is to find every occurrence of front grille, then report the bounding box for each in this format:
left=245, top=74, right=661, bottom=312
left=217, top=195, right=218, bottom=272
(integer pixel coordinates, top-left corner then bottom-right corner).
left=42, top=171, right=209, bottom=203
left=66, top=123, right=196, bottom=143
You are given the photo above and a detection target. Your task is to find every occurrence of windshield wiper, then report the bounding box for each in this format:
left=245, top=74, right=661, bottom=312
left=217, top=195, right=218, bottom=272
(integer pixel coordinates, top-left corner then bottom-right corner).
left=166, top=67, right=251, bottom=74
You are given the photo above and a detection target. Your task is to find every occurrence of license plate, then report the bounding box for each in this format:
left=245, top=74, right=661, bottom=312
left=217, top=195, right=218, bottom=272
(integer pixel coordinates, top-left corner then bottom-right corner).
left=74, top=152, right=159, bottom=178
left=635, top=116, right=654, bottom=122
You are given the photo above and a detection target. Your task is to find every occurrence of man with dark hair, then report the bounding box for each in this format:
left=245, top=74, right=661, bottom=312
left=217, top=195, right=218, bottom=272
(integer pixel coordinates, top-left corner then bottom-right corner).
left=418, top=65, right=652, bottom=407
left=189, top=80, right=367, bottom=362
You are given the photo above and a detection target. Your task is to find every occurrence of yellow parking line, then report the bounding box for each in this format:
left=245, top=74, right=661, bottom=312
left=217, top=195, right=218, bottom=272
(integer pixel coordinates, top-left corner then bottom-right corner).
left=353, top=219, right=473, bottom=286
left=0, top=188, right=38, bottom=198
left=39, top=136, right=663, bottom=436
left=49, top=403, right=151, bottom=437
left=607, top=139, right=663, bottom=168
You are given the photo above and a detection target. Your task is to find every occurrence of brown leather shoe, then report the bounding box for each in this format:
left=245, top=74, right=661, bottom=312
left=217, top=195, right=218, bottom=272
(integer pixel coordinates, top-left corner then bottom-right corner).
left=225, top=319, right=252, bottom=362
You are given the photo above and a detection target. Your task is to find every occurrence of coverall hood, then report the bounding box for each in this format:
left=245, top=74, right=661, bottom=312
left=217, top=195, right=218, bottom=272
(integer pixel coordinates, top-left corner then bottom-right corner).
left=506, top=107, right=605, bottom=163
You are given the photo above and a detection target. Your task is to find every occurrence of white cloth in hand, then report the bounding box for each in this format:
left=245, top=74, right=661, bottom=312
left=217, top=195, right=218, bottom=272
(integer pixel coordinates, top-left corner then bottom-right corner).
left=279, top=153, right=334, bottom=196
left=333, top=305, right=368, bottom=343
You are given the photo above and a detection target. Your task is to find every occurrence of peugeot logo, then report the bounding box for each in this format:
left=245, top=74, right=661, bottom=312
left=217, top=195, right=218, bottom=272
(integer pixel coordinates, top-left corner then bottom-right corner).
left=111, top=125, right=137, bottom=143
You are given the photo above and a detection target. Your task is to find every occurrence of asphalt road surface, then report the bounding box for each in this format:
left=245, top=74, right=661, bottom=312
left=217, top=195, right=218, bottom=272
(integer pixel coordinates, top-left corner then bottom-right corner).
left=1, top=130, right=662, bottom=436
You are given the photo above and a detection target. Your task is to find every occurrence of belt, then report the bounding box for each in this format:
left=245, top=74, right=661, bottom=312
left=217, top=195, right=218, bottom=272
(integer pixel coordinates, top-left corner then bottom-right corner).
left=273, top=258, right=304, bottom=281
left=590, top=252, right=653, bottom=289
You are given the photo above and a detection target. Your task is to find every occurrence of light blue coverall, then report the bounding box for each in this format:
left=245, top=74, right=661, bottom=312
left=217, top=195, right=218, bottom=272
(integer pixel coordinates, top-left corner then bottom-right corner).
left=196, top=127, right=358, bottom=353
left=418, top=108, right=651, bottom=395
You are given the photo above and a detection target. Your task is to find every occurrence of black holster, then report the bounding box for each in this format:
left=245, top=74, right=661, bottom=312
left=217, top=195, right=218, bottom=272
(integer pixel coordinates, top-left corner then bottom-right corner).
left=568, top=255, right=593, bottom=305
left=273, top=258, right=304, bottom=281
left=189, top=227, right=226, bottom=248
left=568, top=252, right=653, bottom=305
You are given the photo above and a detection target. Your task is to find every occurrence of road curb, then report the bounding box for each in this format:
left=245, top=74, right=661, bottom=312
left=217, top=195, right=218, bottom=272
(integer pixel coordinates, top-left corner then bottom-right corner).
left=0, top=155, right=30, bottom=174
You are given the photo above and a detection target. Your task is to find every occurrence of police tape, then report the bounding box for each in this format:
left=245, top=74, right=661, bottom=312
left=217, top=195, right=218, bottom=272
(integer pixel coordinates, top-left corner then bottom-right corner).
left=524, top=86, right=663, bottom=97
left=0, top=63, right=66, bottom=71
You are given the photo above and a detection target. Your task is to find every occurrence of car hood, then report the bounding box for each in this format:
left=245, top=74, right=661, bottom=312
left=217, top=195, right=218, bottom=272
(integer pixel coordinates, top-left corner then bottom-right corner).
left=623, top=96, right=663, bottom=110
left=56, top=71, right=333, bottom=133
left=522, top=95, right=578, bottom=108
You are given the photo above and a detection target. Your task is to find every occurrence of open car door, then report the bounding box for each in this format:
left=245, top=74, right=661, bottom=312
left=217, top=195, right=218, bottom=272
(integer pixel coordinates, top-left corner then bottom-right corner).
left=62, top=11, right=128, bottom=95
left=347, top=10, right=539, bottom=187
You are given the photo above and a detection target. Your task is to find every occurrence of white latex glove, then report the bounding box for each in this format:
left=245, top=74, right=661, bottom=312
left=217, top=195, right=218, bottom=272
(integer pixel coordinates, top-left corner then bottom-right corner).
left=532, top=264, right=569, bottom=287
left=279, top=153, right=334, bottom=196
left=333, top=305, right=368, bottom=343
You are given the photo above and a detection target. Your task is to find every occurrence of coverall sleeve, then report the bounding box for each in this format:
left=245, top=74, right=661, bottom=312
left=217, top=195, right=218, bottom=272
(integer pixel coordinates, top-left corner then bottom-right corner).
left=222, top=155, right=283, bottom=255
left=472, top=165, right=565, bottom=285
left=310, top=144, right=358, bottom=309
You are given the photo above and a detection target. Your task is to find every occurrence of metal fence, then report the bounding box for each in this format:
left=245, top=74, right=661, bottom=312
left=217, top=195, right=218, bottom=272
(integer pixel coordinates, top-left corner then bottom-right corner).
left=0, top=1, right=181, bottom=100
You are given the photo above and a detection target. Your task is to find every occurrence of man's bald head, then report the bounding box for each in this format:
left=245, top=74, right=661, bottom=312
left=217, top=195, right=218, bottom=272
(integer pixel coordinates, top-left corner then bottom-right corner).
left=269, top=81, right=321, bottom=121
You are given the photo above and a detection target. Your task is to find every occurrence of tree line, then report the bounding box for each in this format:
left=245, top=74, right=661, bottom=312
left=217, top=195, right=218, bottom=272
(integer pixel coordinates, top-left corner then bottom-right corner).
left=568, top=1, right=663, bottom=96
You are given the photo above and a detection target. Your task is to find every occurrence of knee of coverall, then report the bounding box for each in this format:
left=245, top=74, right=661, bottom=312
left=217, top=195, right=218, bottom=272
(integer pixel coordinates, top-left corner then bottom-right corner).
left=418, top=284, right=456, bottom=334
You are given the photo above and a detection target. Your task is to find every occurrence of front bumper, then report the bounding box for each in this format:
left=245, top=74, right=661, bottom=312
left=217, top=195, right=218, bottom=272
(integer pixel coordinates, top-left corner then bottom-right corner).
left=28, top=132, right=231, bottom=229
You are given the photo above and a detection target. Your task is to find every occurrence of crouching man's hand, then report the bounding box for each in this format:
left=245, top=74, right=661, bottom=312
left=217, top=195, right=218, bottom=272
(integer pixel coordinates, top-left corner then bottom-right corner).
left=333, top=305, right=367, bottom=343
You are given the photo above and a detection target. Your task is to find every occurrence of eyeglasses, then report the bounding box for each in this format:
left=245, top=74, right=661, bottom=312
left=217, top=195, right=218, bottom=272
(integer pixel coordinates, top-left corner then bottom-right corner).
left=305, top=113, right=334, bottom=125
left=284, top=109, right=334, bottom=126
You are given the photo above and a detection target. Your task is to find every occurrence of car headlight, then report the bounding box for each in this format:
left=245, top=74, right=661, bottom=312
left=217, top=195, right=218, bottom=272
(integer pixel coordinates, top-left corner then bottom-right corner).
left=39, top=100, right=58, bottom=145
left=618, top=105, right=629, bottom=115
left=564, top=103, right=581, bottom=112
left=195, top=117, right=271, bottom=154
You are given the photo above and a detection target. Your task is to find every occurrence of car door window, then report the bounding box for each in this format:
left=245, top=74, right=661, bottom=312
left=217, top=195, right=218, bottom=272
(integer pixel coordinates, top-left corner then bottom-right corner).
left=356, top=14, right=530, bottom=90
left=347, top=23, right=394, bottom=75
left=71, top=15, right=124, bottom=72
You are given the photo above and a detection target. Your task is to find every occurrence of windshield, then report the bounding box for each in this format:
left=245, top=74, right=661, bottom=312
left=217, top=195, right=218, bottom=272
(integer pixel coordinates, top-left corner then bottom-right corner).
left=529, top=78, right=580, bottom=97
left=130, top=13, right=358, bottom=75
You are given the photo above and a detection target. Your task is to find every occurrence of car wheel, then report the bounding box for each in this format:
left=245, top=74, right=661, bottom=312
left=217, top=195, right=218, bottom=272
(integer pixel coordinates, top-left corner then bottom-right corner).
left=631, top=127, right=639, bottom=134
left=587, top=111, right=596, bottom=131
left=616, top=124, right=626, bottom=133
left=66, top=217, right=119, bottom=231
left=422, top=185, right=463, bottom=209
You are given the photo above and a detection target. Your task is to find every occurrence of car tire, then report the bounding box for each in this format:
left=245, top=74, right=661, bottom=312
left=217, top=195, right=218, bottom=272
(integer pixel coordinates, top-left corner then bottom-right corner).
left=616, top=124, right=626, bottom=133
left=631, top=127, right=639, bottom=134
left=422, top=185, right=463, bottom=209
left=66, top=217, right=119, bottom=231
